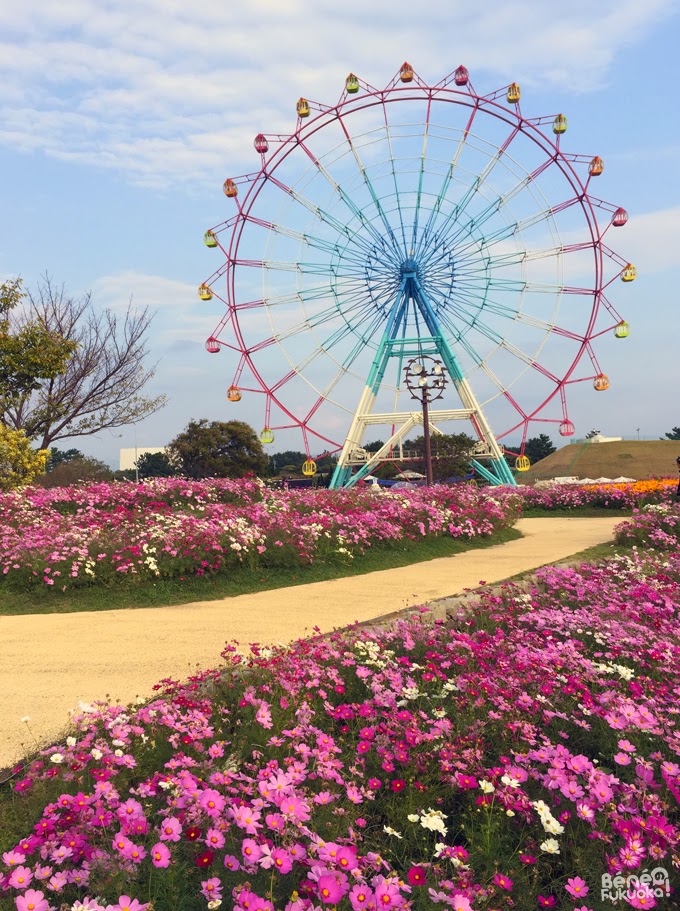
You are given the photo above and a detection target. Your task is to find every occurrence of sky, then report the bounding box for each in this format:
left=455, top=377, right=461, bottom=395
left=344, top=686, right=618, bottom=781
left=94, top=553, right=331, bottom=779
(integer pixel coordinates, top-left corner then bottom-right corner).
left=1, top=0, right=679, bottom=468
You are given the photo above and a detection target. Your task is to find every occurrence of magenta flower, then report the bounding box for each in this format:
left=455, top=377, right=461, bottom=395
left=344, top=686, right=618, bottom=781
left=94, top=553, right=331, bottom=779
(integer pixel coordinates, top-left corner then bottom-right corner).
left=198, top=788, right=225, bottom=818
left=15, top=890, right=49, bottom=911
left=317, top=873, right=349, bottom=904
left=149, top=843, right=170, bottom=868
left=349, top=885, right=375, bottom=910
left=407, top=866, right=427, bottom=886
left=105, top=897, right=148, bottom=911
left=565, top=877, right=589, bottom=898
left=374, top=879, right=403, bottom=908
left=493, top=873, right=513, bottom=891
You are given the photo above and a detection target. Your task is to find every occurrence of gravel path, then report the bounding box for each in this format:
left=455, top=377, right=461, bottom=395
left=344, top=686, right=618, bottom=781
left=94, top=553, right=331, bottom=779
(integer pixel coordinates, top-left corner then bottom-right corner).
left=0, top=516, right=619, bottom=768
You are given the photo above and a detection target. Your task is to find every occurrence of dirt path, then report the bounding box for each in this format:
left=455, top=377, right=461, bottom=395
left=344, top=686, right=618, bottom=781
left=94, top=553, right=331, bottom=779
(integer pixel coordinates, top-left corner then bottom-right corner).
left=0, top=517, right=619, bottom=768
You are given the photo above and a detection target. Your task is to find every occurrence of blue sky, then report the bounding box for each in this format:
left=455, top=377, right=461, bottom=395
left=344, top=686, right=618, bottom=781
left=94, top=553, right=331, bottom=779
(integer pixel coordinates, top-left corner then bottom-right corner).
left=1, top=0, right=679, bottom=467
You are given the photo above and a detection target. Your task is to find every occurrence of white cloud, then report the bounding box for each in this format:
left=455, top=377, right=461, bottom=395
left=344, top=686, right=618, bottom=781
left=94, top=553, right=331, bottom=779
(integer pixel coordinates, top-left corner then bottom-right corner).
left=614, top=206, right=680, bottom=274
left=0, top=0, right=676, bottom=184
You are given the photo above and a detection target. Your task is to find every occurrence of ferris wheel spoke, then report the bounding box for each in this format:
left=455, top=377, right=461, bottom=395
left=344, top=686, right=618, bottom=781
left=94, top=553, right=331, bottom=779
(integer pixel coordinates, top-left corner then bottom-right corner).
left=436, top=308, right=512, bottom=397
left=253, top=218, right=373, bottom=269
left=266, top=173, right=381, bottom=261
left=410, top=96, right=433, bottom=253
left=381, top=102, right=410, bottom=254
left=296, top=132, right=403, bottom=260
left=432, top=158, right=559, bottom=258
left=333, top=110, right=406, bottom=259
left=415, top=103, right=479, bottom=256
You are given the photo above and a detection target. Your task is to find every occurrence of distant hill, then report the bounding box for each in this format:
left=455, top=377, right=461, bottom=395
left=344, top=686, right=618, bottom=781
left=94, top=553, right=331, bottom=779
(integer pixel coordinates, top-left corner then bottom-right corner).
left=521, top=440, right=679, bottom=483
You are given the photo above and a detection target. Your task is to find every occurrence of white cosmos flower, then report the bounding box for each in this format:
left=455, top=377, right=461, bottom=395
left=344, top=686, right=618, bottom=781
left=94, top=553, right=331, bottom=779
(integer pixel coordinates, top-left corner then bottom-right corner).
left=540, top=838, right=560, bottom=854
left=501, top=774, right=520, bottom=788
left=50, top=753, right=64, bottom=763
left=479, top=780, right=495, bottom=794
left=383, top=826, right=403, bottom=839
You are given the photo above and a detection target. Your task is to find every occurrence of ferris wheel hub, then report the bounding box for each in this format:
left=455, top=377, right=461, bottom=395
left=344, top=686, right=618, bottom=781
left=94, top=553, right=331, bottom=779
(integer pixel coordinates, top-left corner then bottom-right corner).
left=400, top=256, right=419, bottom=275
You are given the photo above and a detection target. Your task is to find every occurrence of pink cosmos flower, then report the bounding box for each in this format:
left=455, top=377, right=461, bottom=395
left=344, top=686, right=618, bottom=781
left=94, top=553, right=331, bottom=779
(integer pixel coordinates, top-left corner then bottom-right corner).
left=317, top=873, right=349, bottom=904
left=149, top=843, right=170, bottom=868
left=626, top=890, right=657, bottom=909
left=349, top=885, right=375, bottom=909
left=15, top=889, right=49, bottom=911
left=199, top=789, right=225, bottom=818
left=451, top=897, right=473, bottom=911
left=565, top=877, right=589, bottom=898
left=270, top=847, right=292, bottom=875
left=493, top=873, right=513, bottom=891
left=200, top=878, right=222, bottom=902
left=105, top=897, right=149, bottom=911
left=241, top=838, right=263, bottom=864
left=9, top=866, right=33, bottom=890
left=374, top=878, right=404, bottom=908
left=158, top=818, right=182, bottom=842
left=205, top=828, right=225, bottom=849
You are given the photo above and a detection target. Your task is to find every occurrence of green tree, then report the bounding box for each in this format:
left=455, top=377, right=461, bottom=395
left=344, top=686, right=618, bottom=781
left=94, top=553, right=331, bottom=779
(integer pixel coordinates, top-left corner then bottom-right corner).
left=405, top=432, right=476, bottom=480
left=46, top=447, right=85, bottom=472
left=2, top=276, right=165, bottom=449
left=268, top=450, right=307, bottom=475
left=167, top=420, right=268, bottom=478
left=0, top=278, right=75, bottom=400
left=663, top=427, right=680, bottom=440
left=523, top=434, right=556, bottom=464
left=136, top=451, right=177, bottom=479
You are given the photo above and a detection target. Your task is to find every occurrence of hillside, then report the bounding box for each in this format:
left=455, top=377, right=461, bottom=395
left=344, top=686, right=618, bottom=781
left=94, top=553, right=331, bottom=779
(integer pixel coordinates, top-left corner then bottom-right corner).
left=522, top=440, right=679, bottom=483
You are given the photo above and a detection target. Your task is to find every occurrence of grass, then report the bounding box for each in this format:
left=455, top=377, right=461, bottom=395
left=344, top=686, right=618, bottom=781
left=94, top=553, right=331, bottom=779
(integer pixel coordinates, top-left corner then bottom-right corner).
left=0, top=526, right=522, bottom=616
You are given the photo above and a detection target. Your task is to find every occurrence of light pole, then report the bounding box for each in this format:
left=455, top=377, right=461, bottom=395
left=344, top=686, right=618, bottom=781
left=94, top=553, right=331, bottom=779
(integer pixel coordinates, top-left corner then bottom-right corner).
left=404, top=356, right=448, bottom=486
left=134, top=424, right=139, bottom=483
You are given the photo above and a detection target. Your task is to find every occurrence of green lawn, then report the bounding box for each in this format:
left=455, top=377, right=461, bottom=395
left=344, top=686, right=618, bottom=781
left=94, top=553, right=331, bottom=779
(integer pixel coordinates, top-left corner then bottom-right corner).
left=0, top=526, right=522, bottom=616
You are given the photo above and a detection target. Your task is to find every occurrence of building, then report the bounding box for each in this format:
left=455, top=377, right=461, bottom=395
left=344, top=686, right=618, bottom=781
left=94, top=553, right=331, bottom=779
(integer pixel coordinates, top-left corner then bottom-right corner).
left=119, top=447, right=166, bottom=471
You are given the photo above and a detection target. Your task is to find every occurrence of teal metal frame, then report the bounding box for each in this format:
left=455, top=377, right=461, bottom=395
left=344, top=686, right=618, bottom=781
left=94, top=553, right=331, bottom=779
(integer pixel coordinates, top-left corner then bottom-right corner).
left=330, top=259, right=516, bottom=488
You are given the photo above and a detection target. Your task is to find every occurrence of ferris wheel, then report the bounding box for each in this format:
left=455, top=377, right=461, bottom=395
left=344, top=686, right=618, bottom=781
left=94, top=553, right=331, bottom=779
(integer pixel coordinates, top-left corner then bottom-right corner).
left=199, top=63, right=632, bottom=487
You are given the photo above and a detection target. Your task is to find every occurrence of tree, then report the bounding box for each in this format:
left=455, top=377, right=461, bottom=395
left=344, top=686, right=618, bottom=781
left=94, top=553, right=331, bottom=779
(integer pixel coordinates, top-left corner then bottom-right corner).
left=1, top=276, right=166, bottom=449
left=45, top=447, right=85, bottom=472
left=268, top=450, right=307, bottom=475
left=167, top=420, right=268, bottom=478
left=136, top=451, right=177, bottom=479
left=663, top=427, right=680, bottom=440
left=0, top=278, right=76, bottom=400
left=0, top=425, right=49, bottom=491
left=405, top=432, right=476, bottom=480
left=523, top=434, right=556, bottom=464
left=39, top=456, right=114, bottom=488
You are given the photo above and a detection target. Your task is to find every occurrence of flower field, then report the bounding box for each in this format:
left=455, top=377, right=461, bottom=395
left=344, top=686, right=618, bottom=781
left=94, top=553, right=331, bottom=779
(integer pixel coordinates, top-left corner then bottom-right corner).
left=1, top=508, right=679, bottom=911
left=516, top=479, right=677, bottom=512
left=0, top=480, right=520, bottom=592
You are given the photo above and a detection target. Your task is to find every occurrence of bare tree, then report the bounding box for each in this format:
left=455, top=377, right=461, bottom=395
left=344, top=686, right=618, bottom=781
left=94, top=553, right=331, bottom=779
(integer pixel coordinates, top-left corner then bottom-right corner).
left=2, top=277, right=166, bottom=449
